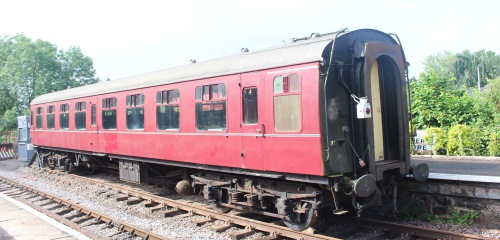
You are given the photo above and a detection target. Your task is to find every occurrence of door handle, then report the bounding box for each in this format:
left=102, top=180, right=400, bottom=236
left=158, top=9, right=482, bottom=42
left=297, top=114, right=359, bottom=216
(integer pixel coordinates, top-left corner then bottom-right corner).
left=260, top=123, right=265, bottom=138
left=256, top=124, right=265, bottom=138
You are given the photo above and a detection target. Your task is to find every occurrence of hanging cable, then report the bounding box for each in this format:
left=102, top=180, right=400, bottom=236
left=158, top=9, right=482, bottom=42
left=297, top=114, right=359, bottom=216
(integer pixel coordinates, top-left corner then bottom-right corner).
left=343, top=131, right=369, bottom=167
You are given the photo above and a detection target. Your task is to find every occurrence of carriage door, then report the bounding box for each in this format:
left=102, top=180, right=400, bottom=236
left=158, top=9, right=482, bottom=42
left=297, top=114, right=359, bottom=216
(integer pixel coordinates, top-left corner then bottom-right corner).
left=363, top=41, right=407, bottom=174
left=240, top=73, right=264, bottom=169
left=88, top=97, right=98, bottom=151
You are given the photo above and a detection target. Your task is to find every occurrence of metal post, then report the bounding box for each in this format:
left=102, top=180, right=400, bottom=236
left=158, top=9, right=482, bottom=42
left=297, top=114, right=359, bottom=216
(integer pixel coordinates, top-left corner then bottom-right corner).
left=477, top=64, right=481, bottom=90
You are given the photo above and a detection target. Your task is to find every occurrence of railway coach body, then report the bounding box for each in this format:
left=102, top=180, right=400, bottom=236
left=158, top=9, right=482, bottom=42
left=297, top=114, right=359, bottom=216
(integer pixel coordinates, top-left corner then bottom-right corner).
left=30, top=29, right=426, bottom=230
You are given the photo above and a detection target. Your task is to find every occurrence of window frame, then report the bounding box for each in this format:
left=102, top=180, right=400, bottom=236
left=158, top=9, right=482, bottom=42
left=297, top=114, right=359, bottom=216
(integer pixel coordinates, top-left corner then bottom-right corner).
left=75, top=101, right=87, bottom=130
left=102, top=97, right=117, bottom=130
left=91, top=104, right=96, bottom=127
left=46, top=105, right=55, bottom=129
left=59, top=103, right=70, bottom=130
left=242, top=87, right=259, bottom=125
left=195, top=83, right=227, bottom=131
left=156, top=89, right=181, bottom=131
left=126, top=93, right=145, bottom=130
left=272, top=73, right=302, bottom=132
left=35, top=107, right=43, bottom=129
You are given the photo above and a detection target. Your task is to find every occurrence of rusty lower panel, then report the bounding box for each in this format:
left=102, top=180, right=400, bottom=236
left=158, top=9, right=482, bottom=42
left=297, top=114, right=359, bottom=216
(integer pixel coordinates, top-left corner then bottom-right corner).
left=0, top=143, right=16, bottom=160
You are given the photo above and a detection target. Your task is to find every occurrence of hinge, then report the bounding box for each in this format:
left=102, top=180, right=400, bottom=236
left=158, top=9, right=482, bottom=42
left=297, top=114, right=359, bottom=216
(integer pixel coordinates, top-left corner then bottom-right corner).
left=238, top=82, right=241, bottom=87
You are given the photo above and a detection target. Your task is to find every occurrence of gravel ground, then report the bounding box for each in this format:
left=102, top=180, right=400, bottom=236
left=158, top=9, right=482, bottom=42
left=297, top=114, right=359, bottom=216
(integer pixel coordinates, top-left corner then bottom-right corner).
left=0, top=160, right=264, bottom=240
left=1, top=159, right=499, bottom=239
left=398, top=220, right=500, bottom=239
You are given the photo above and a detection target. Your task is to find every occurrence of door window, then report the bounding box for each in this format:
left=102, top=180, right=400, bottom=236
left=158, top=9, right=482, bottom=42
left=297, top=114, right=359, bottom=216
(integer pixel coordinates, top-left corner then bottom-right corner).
left=242, top=87, right=258, bottom=124
left=91, top=104, right=96, bottom=126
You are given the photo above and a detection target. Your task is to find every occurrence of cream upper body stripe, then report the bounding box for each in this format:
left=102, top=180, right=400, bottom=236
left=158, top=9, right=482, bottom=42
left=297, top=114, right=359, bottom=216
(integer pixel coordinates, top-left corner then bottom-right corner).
left=266, top=65, right=318, bottom=75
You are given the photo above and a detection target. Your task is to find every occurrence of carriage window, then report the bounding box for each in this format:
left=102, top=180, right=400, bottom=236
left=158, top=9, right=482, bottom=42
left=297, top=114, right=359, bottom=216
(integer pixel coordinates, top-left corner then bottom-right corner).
left=36, top=107, right=43, bottom=129
left=195, top=86, right=202, bottom=100
left=156, top=90, right=180, bottom=130
left=195, top=83, right=226, bottom=130
left=59, top=103, right=69, bottom=129
left=126, top=93, right=144, bottom=130
left=273, top=76, right=283, bottom=93
left=289, top=74, right=300, bottom=92
left=273, top=74, right=301, bottom=132
left=243, top=87, right=258, bottom=124
left=75, top=101, right=86, bottom=130
left=102, top=97, right=117, bottom=130
left=91, top=104, right=96, bottom=126
left=47, top=105, right=55, bottom=129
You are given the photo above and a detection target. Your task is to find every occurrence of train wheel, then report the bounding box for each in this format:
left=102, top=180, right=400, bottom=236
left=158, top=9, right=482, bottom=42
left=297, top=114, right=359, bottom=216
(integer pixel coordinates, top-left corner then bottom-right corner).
left=211, top=204, right=232, bottom=213
left=211, top=188, right=232, bottom=213
left=66, top=161, right=74, bottom=174
left=283, top=202, right=318, bottom=231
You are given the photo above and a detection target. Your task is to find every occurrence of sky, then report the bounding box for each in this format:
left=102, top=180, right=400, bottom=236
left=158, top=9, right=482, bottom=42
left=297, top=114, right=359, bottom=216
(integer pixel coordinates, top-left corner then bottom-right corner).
left=0, top=0, right=499, bottom=80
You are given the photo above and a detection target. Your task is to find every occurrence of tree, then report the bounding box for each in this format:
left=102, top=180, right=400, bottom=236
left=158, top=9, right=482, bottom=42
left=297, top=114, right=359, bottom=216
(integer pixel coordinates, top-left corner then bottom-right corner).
left=1, top=35, right=60, bottom=111
left=411, top=70, right=476, bottom=129
left=414, top=50, right=500, bottom=156
left=422, top=50, right=500, bottom=89
left=56, top=46, right=98, bottom=89
left=0, top=34, right=100, bottom=110
left=469, top=77, right=500, bottom=128
left=422, top=51, right=455, bottom=78
left=0, top=106, right=18, bottom=133
left=452, top=50, right=499, bottom=88
left=0, top=34, right=100, bottom=134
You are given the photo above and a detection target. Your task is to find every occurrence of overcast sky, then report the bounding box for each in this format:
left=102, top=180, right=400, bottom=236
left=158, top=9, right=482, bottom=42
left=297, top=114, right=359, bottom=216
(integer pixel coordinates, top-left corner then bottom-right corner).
left=1, top=0, right=498, bottom=80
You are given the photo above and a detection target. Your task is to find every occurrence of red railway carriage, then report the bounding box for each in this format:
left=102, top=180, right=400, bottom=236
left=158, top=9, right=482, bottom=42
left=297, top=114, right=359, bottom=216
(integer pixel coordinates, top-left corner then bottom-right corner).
left=30, top=29, right=428, bottom=230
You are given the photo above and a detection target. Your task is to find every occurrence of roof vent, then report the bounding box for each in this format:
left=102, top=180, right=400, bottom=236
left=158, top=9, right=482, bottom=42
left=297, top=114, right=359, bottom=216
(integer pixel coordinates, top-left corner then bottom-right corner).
left=292, top=33, right=320, bottom=42
left=311, top=33, right=321, bottom=38
left=190, top=59, right=196, bottom=63
left=241, top=48, right=249, bottom=53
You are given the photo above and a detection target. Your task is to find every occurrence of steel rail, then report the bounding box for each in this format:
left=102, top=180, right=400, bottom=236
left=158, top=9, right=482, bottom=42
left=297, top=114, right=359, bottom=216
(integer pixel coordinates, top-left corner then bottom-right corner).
left=36, top=168, right=340, bottom=240
left=0, top=175, right=167, bottom=240
left=356, top=218, right=493, bottom=240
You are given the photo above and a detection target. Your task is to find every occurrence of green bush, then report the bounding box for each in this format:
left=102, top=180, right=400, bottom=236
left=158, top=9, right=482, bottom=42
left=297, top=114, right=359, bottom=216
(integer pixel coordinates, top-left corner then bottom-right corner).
left=489, top=130, right=500, bottom=156
left=447, top=125, right=482, bottom=156
left=447, top=208, right=479, bottom=225
left=422, top=125, right=496, bottom=156
left=423, top=127, right=447, bottom=155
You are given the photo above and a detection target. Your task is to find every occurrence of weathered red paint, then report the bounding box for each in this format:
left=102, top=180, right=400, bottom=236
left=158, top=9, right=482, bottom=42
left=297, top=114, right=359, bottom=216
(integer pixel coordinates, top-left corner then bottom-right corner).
left=30, top=63, right=325, bottom=176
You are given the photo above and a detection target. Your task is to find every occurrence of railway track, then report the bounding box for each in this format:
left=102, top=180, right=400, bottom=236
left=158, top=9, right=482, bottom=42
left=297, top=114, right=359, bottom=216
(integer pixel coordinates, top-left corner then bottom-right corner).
left=1, top=166, right=493, bottom=240
left=0, top=175, right=165, bottom=240
left=353, top=218, right=493, bottom=240
left=1, top=169, right=341, bottom=240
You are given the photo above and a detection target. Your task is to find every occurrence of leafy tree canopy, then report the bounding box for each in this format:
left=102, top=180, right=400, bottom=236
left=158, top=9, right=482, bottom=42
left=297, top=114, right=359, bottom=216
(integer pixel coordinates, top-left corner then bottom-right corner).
left=412, top=50, right=500, bottom=130
left=412, top=50, right=500, bottom=156
left=411, top=70, right=476, bottom=129
left=0, top=34, right=99, bottom=123
left=422, top=50, right=500, bottom=89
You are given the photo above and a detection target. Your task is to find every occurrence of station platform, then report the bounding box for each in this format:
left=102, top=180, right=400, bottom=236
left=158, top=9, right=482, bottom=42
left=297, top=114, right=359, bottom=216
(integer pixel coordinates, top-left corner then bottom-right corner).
left=0, top=192, right=90, bottom=240
left=412, top=156, right=500, bottom=177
